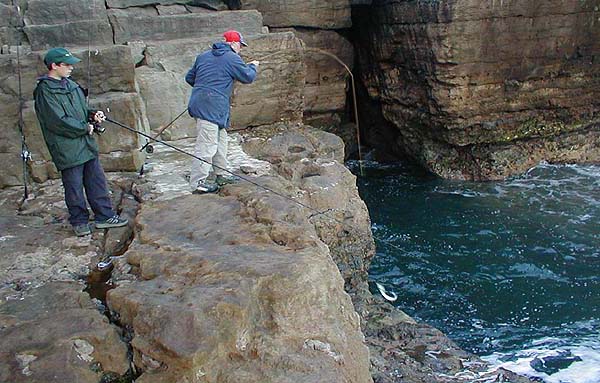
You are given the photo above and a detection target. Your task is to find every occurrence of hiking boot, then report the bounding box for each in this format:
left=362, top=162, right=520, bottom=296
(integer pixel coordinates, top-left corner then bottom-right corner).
left=192, top=180, right=219, bottom=194
left=95, top=215, right=129, bottom=229
left=73, top=224, right=91, bottom=237
left=215, top=174, right=240, bottom=186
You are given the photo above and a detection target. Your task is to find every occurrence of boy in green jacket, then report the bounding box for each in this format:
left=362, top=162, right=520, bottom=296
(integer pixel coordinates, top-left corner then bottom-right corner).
left=33, top=47, right=128, bottom=237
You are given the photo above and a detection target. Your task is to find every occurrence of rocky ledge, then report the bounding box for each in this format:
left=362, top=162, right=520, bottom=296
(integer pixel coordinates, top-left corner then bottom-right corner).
left=0, top=124, right=530, bottom=382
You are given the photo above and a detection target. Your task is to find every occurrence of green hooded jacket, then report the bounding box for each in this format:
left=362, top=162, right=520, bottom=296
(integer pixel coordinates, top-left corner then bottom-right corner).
left=33, top=76, right=98, bottom=171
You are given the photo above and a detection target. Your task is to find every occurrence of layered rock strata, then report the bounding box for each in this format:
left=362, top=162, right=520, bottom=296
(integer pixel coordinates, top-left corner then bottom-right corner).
left=355, top=0, right=600, bottom=179
left=0, top=0, right=363, bottom=188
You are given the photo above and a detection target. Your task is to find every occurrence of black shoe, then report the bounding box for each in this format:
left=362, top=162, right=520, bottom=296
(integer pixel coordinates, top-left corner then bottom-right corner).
left=215, top=174, right=240, bottom=186
left=73, top=224, right=91, bottom=237
left=96, top=215, right=129, bottom=229
left=192, top=181, right=219, bottom=194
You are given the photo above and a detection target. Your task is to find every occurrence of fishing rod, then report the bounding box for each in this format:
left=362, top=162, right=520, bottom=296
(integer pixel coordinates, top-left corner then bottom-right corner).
left=139, top=109, right=187, bottom=153
left=12, top=0, right=31, bottom=204
left=137, top=51, right=284, bottom=154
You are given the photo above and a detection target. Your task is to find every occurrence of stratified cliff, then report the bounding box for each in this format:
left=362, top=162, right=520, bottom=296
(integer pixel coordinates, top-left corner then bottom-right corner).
left=355, top=0, right=600, bottom=179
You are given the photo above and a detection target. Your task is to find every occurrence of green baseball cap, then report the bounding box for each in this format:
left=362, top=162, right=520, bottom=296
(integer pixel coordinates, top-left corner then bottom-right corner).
left=43, top=47, right=81, bottom=66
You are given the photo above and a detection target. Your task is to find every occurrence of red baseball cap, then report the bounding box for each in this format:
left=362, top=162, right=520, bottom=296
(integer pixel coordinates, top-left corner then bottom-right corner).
left=223, top=30, right=248, bottom=47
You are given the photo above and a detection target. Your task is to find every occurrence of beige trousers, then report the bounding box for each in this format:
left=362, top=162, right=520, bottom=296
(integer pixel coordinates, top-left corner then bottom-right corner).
left=189, top=119, right=229, bottom=190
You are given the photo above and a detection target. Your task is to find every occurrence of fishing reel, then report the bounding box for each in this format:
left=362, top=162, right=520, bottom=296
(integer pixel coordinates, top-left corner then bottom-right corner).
left=88, top=111, right=106, bottom=135
left=92, top=122, right=106, bottom=135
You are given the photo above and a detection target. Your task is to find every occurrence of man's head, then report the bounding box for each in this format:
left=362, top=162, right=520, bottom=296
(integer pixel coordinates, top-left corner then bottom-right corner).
left=223, top=30, right=247, bottom=53
left=44, top=47, right=81, bottom=77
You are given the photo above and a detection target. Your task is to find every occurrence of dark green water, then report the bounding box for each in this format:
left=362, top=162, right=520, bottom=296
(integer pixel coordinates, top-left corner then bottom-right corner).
left=354, top=161, right=599, bottom=382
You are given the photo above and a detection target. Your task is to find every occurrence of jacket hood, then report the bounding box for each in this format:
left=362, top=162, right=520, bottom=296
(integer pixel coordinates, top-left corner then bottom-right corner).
left=36, top=75, right=76, bottom=90
left=211, top=42, right=234, bottom=57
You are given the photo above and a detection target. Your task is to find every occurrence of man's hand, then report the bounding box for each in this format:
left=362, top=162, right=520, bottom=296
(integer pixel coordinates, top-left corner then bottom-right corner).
left=93, top=110, right=106, bottom=123
left=87, top=124, right=95, bottom=136
left=249, top=60, right=259, bottom=67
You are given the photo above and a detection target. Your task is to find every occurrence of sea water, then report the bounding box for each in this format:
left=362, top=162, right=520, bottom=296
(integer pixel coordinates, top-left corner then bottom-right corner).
left=354, top=161, right=599, bottom=382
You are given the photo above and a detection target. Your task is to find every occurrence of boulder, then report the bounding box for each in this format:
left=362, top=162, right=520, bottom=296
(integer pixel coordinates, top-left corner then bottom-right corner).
left=92, top=92, right=150, bottom=172
left=135, top=66, right=196, bottom=140
left=356, top=0, right=600, bottom=179
left=109, top=9, right=263, bottom=44
left=240, top=0, right=352, bottom=29
left=107, top=132, right=373, bottom=381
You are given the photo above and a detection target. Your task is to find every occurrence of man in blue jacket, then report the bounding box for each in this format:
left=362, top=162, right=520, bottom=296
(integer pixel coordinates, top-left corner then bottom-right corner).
left=185, top=30, right=259, bottom=194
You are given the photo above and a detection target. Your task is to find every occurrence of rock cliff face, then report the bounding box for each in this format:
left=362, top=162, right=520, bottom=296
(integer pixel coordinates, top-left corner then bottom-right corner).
left=355, top=0, right=600, bottom=179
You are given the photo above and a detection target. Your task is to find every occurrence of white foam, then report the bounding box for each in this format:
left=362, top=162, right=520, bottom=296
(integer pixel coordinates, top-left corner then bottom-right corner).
left=482, top=337, right=600, bottom=383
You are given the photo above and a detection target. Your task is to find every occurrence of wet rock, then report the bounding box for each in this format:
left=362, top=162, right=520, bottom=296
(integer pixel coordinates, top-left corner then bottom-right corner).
left=103, top=193, right=138, bottom=257
left=530, top=351, right=583, bottom=375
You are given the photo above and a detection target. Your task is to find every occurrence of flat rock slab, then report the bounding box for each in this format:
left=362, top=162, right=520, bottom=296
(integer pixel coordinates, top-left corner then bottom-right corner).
left=0, top=282, right=129, bottom=383
left=0, top=180, right=134, bottom=383
left=107, top=125, right=373, bottom=382
left=241, top=0, right=352, bottom=29
left=109, top=9, right=263, bottom=44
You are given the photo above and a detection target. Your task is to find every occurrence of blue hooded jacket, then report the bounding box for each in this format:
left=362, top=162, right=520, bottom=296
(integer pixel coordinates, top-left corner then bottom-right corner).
left=185, top=42, right=257, bottom=129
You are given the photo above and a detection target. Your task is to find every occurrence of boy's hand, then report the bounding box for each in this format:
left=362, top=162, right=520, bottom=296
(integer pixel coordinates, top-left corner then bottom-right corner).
left=93, top=111, right=106, bottom=123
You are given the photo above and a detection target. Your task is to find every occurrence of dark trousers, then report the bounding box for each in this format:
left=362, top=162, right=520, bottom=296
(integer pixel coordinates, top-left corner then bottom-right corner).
left=61, top=157, right=115, bottom=226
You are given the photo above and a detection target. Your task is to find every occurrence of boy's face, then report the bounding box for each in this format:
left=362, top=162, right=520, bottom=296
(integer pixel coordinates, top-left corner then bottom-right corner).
left=52, top=62, right=74, bottom=78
